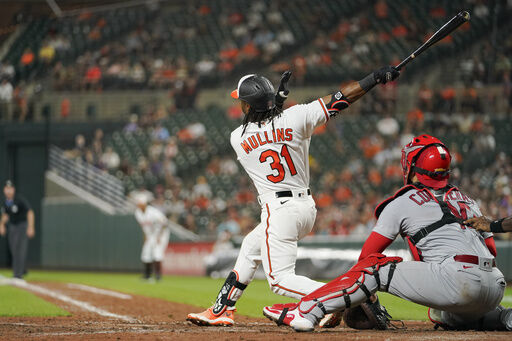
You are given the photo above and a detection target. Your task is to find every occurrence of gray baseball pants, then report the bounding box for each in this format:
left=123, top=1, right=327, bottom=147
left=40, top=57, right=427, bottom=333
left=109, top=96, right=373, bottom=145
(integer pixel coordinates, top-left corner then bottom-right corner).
left=7, top=221, right=28, bottom=279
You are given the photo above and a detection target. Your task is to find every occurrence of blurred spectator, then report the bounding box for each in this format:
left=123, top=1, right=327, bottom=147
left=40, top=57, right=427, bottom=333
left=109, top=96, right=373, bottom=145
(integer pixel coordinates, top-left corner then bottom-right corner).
left=196, top=56, right=216, bottom=76
left=124, top=114, right=139, bottom=133
left=217, top=207, right=241, bottom=237
left=60, top=98, right=70, bottom=119
left=417, top=83, right=434, bottom=112
left=84, top=64, right=102, bottom=90
left=101, top=146, right=120, bottom=170
left=164, top=138, right=178, bottom=159
left=438, top=87, right=456, bottom=114
left=406, top=108, right=425, bottom=132
left=374, top=0, right=388, bottom=19
left=193, top=176, right=212, bottom=199
left=376, top=115, right=399, bottom=136
left=20, top=48, right=34, bottom=66
left=219, top=156, right=238, bottom=175
left=39, top=41, right=56, bottom=64
left=0, top=63, right=15, bottom=80
left=12, top=83, right=28, bottom=122
left=66, top=134, right=87, bottom=161
left=460, top=87, right=481, bottom=113
left=151, top=122, right=170, bottom=141
left=0, top=79, right=13, bottom=120
left=177, top=122, right=206, bottom=144
left=174, top=78, right=198, bottom=110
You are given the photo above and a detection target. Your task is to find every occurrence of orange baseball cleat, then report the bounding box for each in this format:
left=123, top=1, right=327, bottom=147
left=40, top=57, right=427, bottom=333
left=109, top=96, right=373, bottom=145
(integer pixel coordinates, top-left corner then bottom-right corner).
left=187, top=307, right=236, bottom=326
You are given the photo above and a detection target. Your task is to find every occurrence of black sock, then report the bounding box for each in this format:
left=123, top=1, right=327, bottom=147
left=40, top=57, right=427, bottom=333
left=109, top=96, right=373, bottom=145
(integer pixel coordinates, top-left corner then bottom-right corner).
left=144, top=262, right=152, bottom=279
left=154, top=261, right=162, bottom=280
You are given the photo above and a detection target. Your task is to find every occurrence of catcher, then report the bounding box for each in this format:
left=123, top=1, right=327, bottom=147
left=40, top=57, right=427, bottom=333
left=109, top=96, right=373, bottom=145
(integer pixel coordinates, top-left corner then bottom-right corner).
left=264, top=134, right=512, bottom=332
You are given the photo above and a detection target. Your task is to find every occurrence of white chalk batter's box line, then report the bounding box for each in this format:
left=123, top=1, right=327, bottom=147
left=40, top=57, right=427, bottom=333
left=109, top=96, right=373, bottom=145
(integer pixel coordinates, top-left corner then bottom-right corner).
left=66, top=283, right=132, bottom=300
left=0, top=275, right=138, bottom=323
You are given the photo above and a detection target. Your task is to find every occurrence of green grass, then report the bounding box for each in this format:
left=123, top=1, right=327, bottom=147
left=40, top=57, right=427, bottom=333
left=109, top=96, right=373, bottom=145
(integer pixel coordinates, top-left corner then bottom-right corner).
left=1, top=269, right=511, bottom=320
left=0, top=285, right=69, bottom=317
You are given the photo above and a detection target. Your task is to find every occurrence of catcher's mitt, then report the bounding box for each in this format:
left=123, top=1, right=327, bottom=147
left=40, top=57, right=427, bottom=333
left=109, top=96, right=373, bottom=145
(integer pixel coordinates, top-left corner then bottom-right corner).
left=343, top=297, right=403, bottom=330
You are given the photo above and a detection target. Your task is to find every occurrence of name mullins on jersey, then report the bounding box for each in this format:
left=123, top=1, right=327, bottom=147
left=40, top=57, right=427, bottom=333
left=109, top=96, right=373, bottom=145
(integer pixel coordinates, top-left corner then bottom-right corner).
left=240, top=128, right=293, bottom=154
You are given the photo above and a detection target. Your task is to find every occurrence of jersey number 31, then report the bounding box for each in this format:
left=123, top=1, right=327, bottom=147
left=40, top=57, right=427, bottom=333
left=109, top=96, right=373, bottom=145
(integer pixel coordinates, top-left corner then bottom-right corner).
left=259, top=145, right=297, bottom=183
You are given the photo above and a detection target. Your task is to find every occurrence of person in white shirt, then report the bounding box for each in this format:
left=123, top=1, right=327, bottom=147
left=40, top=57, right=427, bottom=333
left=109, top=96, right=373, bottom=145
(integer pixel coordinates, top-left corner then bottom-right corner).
left=0, top=78, right=13, bottom=120
left=134, top=195, right=170, bottom=281
left=187, top=66, right=400, bottom=327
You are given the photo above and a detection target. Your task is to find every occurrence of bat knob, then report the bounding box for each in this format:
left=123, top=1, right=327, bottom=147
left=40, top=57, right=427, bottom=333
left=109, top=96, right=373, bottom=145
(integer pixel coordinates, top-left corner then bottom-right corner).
left=461, top=11, right=470, bottom=21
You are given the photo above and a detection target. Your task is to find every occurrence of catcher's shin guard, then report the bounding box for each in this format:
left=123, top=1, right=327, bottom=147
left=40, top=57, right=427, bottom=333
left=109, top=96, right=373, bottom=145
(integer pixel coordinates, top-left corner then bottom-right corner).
left=296, top=253, right=402, bottom=326
left=212, top=271, right=248, bottom=315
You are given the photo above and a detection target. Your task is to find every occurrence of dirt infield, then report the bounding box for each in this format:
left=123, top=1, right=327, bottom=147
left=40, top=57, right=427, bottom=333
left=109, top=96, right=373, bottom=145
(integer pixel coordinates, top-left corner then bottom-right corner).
left=1, top=281, right=510, bottom=340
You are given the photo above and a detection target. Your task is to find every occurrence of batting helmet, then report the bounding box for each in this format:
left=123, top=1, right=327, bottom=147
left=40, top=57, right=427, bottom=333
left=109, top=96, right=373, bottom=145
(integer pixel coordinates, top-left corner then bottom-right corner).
left=401, top=134, right=451, bottom=189
left=231, top=74, right=275, bottom=113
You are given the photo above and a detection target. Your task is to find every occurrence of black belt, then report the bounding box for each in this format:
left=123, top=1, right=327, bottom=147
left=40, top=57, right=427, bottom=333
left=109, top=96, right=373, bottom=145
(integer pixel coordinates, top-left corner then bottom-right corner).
left=275, top=189, right=311, bottom=198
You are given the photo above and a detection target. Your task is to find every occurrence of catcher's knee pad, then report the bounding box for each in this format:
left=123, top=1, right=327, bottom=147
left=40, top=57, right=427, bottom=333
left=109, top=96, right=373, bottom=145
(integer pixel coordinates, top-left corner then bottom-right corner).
left=298, top=254, right=402, bottom=315
left=212, top=270, right=247, bottom=315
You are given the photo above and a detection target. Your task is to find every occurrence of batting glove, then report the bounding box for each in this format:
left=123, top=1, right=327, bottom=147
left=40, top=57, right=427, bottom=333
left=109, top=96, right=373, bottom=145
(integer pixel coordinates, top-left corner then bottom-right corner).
left=275, top=70, right=292, bottom=109
left=374, top=66, right=400, bottom=84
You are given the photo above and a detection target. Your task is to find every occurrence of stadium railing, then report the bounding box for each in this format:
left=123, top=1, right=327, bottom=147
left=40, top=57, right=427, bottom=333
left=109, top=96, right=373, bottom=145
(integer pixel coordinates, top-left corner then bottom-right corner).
left=48, top=145, right=131, bottom=214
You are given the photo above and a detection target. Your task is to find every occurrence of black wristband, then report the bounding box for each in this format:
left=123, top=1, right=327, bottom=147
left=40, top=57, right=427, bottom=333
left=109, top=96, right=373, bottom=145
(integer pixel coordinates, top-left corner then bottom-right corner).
left=359, top=72, right=377, bottom=92
left=490, top=218, right=505, bottom=233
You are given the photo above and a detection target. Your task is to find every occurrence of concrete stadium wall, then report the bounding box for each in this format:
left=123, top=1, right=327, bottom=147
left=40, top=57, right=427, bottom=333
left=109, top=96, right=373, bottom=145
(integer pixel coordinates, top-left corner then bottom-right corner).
left=41, top=198, right=143, bottom=271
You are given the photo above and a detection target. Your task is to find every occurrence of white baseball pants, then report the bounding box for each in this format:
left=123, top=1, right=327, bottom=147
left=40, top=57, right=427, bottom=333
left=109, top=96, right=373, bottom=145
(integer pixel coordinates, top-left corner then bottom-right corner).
left=141, top=226, right=171, bottom=263
left=233, top=192, right=324, bottom=299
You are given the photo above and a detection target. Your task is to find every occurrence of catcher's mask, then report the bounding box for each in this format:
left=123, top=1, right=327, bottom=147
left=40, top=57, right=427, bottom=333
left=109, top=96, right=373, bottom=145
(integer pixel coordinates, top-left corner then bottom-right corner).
left=401, top=134, right=451, bottom=189
left=231, top=74, right=276, bottom=113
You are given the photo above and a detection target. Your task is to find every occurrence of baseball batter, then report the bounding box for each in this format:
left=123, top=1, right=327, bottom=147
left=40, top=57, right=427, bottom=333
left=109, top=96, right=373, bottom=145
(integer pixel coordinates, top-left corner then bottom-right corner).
left=134, top=195, right=170, bottom=281
left=187, top=66, right=400, bottom=326
left=264, top=134, right=512, bottom=332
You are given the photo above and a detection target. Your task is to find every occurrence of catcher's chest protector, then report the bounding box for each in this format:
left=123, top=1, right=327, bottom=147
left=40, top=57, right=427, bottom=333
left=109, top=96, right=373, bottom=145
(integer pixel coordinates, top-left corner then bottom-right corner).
left=375, top=185, right=463, bottom=261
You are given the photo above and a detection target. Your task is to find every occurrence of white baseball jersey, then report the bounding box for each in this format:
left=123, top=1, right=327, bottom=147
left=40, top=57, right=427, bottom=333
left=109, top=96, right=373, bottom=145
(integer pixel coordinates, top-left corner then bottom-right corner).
left=374, top=186, right=493, bottom=263
left=230, top=99, right=330, bottom=195
left=135, top=205, right=168, bottom=236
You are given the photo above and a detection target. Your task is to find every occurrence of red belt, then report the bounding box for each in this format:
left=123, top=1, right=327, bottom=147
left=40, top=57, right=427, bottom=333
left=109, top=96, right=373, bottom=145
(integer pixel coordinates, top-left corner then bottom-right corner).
left=454, top=255, right=496, bottom=267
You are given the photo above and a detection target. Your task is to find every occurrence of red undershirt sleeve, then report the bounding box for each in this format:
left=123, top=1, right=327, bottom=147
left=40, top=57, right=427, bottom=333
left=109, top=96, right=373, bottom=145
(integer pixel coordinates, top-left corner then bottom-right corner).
left=358, top=231, right=394, bottom=261
left=484, top=236, right=497, bottom=257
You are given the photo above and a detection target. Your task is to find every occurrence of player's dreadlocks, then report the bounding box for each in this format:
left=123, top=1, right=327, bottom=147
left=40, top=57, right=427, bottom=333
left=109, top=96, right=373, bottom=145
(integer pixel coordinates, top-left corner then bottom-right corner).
left=241, top=105, right=283, bottom=136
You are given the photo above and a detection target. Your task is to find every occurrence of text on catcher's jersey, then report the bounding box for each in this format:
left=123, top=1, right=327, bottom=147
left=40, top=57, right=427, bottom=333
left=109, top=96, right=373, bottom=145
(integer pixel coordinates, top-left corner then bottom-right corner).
left=373, top=186, right=493, bottom=263
left=230, top=99, right=330, bottom=195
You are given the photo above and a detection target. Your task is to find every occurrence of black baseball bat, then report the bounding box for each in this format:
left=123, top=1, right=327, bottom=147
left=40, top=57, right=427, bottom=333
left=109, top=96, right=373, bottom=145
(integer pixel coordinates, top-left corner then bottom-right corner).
left=396, top=11, right=470, bottom=70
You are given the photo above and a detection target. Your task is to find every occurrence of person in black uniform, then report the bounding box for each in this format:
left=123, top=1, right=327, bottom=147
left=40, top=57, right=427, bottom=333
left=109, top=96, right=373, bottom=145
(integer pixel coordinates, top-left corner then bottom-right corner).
left=0, top=180, right=34, bottom=279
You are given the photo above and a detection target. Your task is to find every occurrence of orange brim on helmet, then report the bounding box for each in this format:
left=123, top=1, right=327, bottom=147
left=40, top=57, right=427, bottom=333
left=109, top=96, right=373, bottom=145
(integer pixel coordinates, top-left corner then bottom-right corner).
left=230, top=74, right=255, bottom=100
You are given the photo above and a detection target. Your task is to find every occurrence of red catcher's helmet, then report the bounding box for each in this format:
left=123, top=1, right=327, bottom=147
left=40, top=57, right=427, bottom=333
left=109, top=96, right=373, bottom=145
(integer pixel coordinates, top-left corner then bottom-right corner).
left=401, top=134, right=451, bottom=189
